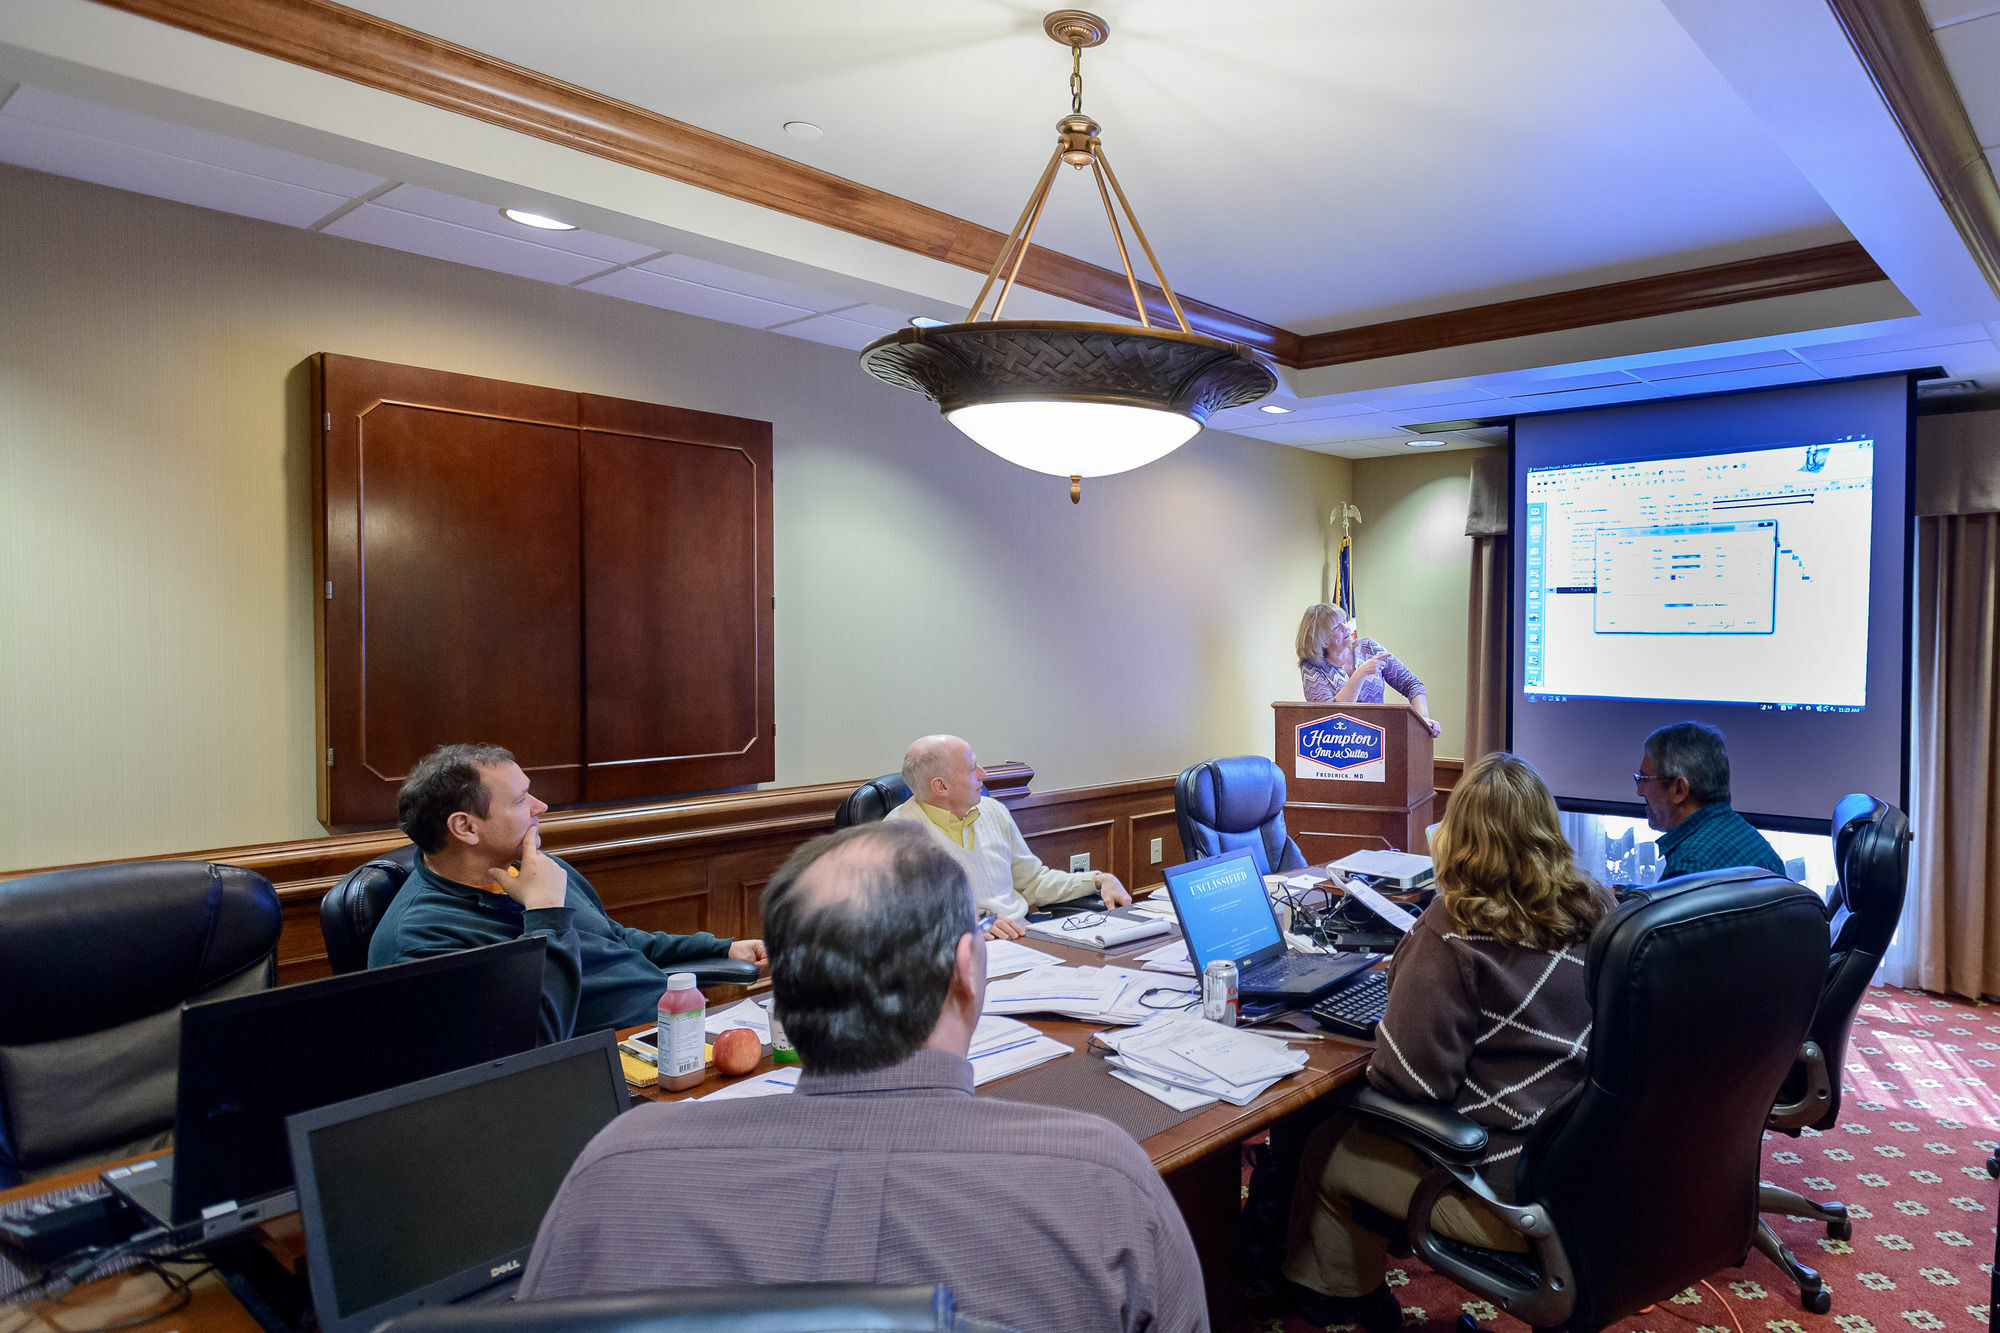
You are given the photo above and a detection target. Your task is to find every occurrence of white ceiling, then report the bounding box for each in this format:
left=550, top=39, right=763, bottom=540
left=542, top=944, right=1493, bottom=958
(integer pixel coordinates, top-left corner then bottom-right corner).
left=0, top=0, right=1997, bottom=458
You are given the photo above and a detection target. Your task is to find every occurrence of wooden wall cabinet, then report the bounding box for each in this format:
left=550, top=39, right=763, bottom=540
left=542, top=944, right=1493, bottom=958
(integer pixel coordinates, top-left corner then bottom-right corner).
left=312, top=354, right=774, bottom=827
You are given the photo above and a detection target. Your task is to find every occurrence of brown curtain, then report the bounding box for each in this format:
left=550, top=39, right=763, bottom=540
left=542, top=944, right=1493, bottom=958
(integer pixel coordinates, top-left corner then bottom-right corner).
left=1913, top=511, right=2000, bottom=999
left=1910, top=409, right=2000, bottom=1000
left=1464, top=453, right=1509, bottom=763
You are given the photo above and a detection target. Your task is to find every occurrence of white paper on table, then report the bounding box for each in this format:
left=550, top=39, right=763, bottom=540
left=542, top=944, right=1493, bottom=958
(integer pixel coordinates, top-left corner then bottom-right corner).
left=1102, top=1015, right=1306, bottom=1101
left=1281, top=872, right=1324, bottom=892
left=1023, top=912, right=1171, bottom=952
left=1343, top=879, right=1419, bottom=933
left=704, top=998, right=772, bottom=1041
left=1109, top=1066, right=1218, bottom=1111
left=982, top=938, right=1059, bottom=977
left=697, top=1066, right=801, bottom=1101
left=1136, top=939, right=1194, bottom=975
left=969, top=1033, right=1071, bottom=1085
left=1103, top=1054, right=1281, bottom=1107
left=983, top=964, right=1119, bottom=1016
left=1130, top=895, right=1179, bottom=920
left=969, top=1014, right=1040, bottom=1058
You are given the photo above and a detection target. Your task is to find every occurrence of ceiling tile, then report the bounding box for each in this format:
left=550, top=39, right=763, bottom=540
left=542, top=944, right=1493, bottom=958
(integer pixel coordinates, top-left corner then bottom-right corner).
left=1800, top=323, right=1988, bottom=359
left=579, top=266, right=815, bottom=327
left=1804, top=339, right=2000, bottom=377
left=1353, top=386, right=1507, bottom=413
left=0, top=116, right=348, bottom=228
left=1507, top=382, right=1660, bottom=413
left=640, top=253, right=854, bottom=312
left=1634, top=348, right=1804, bottom=380
left=1934, top=13, right=2000, bottom=148
left=1, top=85, right=384, bottom=196
left=325, top=205, right=614, bottom=284
left=1923, top=0, right=2000, bottom=27
left=1500, top=369, right=1644, bottom=397
left=372, top=184, right=657, bottom=264
left=767, top=313, right=894, bottom=350
left=1632, top=363, right=1824, bottom=395
left=822, top=303, right=910, bottom=332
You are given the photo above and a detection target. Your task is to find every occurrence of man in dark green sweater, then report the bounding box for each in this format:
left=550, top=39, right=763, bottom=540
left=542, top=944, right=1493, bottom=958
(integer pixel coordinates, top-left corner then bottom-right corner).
left=368, top=743, right=767, bottom=1041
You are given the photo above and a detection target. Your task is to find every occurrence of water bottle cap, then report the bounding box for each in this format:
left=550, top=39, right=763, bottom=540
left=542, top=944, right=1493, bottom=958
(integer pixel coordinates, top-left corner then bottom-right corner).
left=667, top=972, right=697, bottom=991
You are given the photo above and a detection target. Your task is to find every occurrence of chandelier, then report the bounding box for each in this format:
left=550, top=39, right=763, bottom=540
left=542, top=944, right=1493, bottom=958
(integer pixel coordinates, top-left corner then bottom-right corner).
left=859, top=10, right=1276, bottom=503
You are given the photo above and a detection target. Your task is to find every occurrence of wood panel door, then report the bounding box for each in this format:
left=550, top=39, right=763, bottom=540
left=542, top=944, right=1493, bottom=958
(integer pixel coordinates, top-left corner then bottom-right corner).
left=317, top=355, right=583, bottom=825
left=578, top=394, right=774, bottom=800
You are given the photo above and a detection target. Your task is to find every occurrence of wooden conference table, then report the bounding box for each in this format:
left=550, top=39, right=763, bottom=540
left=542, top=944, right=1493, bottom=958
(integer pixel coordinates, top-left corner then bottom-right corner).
left=1, top=928, right=1375, bottom=1333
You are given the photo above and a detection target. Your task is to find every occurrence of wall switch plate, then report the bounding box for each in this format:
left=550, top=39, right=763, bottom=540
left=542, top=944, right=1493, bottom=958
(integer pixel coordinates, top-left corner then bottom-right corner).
left=1149, top=837, right=1163, bottom=864
left=1069, top=853, right=1090, bottom=873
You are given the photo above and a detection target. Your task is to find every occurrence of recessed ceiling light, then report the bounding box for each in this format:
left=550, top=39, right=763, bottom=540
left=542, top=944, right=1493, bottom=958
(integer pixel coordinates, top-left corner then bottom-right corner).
left=784, top=121, right=825, bottom=140
left=501, top=208, right=576, bottom=231
left=1259, top=404, right=1293, bottom=414
left=909, top=316, right=947, bottom=328
left=1406, top=438, right=1448, bottom=449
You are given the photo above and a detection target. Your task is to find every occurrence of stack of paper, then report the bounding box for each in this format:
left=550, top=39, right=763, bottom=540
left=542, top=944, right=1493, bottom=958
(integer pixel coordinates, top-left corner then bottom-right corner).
left=983, top=937, right=1060, bottom=977
left=1023, top=910, right=1171, bottom=951
left=704, top=997, right=773, bottom=1042
left=1097, top=1015, right=1308, bottom=1108
left=983, top=963, right=1191, bottom=1025
left=697, top=1066, right=801, bottom=1101
left=1130, top=894, right=1179, bottom=921
left=967, top=1014, right=1071, bottom=1085
left=1136, top=939, right=1194, bottom=976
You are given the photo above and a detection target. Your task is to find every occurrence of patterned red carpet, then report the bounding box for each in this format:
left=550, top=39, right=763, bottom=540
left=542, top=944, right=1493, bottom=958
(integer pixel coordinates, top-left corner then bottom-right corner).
left=1258, top=985, right=2000, bottom=1333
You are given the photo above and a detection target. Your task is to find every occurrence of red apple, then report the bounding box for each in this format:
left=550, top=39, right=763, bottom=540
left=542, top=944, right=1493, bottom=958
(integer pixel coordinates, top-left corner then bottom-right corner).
left=712, top=1027, right=762, bottom=1077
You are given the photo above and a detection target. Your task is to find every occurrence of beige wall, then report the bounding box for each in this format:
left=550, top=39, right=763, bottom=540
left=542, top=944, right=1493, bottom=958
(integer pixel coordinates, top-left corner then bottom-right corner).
left=0, top=164, right=1351, bottom=870
left=1348, top=448, right=1498, bottom=756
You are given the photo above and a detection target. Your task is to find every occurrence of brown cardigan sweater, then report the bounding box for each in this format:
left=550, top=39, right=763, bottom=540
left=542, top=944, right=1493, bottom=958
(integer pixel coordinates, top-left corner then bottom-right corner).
left=1366, top=898, right=1597, bottom=1201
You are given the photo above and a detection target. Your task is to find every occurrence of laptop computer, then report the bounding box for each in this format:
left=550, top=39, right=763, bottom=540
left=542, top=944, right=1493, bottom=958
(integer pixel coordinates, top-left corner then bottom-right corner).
left=286, top=1030, right=629, bottom=1333
left=1163, top=850, right=1372, bottom=1001
left=104, top=936, right=546, bottom=1240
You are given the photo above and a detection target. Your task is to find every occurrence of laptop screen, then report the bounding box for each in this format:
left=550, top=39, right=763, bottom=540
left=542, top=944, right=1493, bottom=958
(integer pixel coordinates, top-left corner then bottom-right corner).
left=1163, top=851, right=1285, bottom=972
left=287, top=1031, right=628, bottom=1333
left=169, top=935, right=546, bottom=1226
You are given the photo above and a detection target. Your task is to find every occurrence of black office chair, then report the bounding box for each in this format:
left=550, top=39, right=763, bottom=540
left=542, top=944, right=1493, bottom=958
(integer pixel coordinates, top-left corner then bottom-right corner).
left=0, top=861, right=282, bottom=1187
left=1341, top=869, right=1828, bottom=1331
left=833, top=773, right=911, bottom=829
left=1174, top=755, right=1308, bottom=875
left=320, top=843, right=759, bottom=987
left=378, top=1284, right=1016, bottom=1333
left=1754, top=792, right=1911, bottom=1307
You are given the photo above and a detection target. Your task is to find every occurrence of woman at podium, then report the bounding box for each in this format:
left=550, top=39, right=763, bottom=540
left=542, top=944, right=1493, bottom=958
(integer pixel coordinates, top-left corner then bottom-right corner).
left=1294, top=603, right=1443, bottom=738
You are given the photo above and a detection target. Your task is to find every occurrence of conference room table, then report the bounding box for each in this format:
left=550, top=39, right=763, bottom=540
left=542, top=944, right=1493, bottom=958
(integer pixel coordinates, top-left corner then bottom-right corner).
left=0, top=926, right=1377, bottom=1333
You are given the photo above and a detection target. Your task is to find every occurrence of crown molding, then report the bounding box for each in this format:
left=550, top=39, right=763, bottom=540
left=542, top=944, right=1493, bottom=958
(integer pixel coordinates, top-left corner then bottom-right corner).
left=89, top=0, right=1893, bottom=375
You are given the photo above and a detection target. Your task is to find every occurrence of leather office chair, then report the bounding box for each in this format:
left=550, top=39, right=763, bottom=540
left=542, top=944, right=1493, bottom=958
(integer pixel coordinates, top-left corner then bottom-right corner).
left=833, top=773, right=911, bottom=829
left=320, top=843, right=759, bottom=987
left=1755, top=792, right=1912, bottom=1305
left=1173, top=755, right=1308, bottom=875
left=378, top=1284, right=1017, bottom=1333
left=1341, top=869, right=1828, bottom=1331
left=0, top=861, right=282, bottom=1188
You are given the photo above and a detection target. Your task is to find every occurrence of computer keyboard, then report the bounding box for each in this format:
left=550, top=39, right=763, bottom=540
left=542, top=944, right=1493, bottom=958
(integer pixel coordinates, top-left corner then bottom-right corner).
left=1241, top=952, right=1344, bottom=987
left=1309, top=969, right=1391, bottom=1038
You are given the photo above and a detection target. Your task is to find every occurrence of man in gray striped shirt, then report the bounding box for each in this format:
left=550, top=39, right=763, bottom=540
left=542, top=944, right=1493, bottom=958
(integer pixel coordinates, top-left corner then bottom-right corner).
left=522, top=821, right=1207, bottom=1333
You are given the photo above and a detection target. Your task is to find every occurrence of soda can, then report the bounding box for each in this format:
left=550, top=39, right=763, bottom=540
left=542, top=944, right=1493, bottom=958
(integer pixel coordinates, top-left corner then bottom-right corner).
left=1202, top=959, right=1239, bottom=1026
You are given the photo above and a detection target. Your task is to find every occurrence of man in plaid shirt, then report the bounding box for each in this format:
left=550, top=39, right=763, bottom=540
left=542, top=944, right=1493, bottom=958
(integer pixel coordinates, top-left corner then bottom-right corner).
left=1637, top=721, right=1786, bottom=881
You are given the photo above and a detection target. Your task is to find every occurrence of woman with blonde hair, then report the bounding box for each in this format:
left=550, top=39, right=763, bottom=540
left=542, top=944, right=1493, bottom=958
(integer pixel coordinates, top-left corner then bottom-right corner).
left=1280, top=752, right=1612, bottom=1331
left=1295, top=603, right=1443, bottom=739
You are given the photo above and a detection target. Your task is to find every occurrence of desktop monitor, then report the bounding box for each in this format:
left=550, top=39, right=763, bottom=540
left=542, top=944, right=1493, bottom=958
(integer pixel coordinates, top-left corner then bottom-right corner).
left=154, top=936, right=546, bottom=1232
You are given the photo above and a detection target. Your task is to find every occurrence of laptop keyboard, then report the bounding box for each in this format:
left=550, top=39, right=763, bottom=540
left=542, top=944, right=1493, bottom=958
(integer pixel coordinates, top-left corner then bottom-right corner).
left=1309, top=970, right=1391, bottom=1038
left=1240, top=952, right=1342, bottom=988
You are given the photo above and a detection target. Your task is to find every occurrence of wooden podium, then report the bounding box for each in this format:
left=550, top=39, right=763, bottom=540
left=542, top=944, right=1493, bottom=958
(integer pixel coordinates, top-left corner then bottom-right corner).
left=1273, top=702, right=1435, bottom=864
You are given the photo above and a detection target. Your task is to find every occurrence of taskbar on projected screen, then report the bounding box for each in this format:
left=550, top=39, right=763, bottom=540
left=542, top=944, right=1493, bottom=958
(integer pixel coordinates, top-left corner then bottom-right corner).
left=1524, top=692, right=1863, bottom=713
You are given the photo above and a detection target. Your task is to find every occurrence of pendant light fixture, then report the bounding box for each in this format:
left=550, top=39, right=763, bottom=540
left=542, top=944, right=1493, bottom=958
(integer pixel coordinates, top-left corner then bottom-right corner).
left=859, top=10, right=1276, bottom=503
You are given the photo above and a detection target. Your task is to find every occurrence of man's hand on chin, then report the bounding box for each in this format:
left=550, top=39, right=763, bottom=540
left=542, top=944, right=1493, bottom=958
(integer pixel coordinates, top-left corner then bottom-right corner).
left=728, top=938, right=769, bottom=969
left=487, top=828, right=567, bottom=910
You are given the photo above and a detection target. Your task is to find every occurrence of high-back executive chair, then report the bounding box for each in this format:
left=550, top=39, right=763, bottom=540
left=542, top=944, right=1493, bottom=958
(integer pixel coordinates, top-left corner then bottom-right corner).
left=319, top=844, right=758, bottom=988
left=379, top=1283, right=1017, bottom=1333
left=1754, top=792, right=1912, bottom=1308
left=1174, top=755, right=1308, bottom=875
left=832, top=773, right=912, bottom=830
left=1341, top=869, right=1828, bottom=1332
left=0, top=861, right=282, bottom=1187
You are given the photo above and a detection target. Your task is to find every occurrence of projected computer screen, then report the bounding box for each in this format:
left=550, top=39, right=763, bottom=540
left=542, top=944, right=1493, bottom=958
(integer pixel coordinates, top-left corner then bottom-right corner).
left=1523, top=436, right=1874, bottom=710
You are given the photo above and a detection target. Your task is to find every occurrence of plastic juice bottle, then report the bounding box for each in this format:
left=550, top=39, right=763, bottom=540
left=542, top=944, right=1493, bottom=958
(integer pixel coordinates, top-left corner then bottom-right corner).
left=658, top=972, right=707, bottom=1091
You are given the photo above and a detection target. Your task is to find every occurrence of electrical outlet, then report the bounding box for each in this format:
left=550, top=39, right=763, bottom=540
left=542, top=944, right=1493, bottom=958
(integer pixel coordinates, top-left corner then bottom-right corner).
left=1069, top=853, right=1091, bottom=873
left=1149, top=837, right=1163, bottom=865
